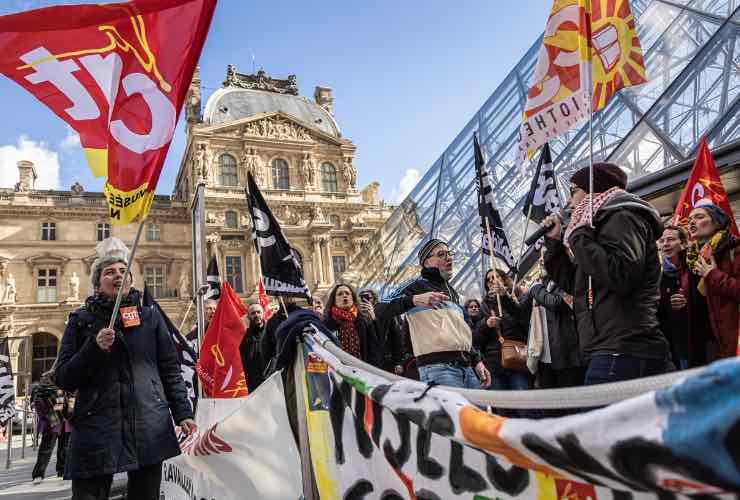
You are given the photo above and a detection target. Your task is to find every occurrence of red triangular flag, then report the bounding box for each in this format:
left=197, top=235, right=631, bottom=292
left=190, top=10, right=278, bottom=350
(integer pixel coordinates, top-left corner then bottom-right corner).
left=258, top=279, right=273, bottom=320
left=196, top=281, right=248, bottom=398
left=672, top=138, right=738, bottom=237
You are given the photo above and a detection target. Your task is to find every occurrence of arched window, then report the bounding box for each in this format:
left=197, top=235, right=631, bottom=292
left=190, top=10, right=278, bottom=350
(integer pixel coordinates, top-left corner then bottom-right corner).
left=321, top=163, right=337, bottom=192
left=32, top=332, right=58, bottom=383
left=225, top=211, right=238, bottom=229
left=219, top=154, right=238, bottom=186
left=272, top=159, right=290, bottom=190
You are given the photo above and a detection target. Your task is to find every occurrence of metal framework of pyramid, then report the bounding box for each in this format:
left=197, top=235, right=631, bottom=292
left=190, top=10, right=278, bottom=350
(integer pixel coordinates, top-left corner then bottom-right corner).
left=347, top=0, right=740, bottom=300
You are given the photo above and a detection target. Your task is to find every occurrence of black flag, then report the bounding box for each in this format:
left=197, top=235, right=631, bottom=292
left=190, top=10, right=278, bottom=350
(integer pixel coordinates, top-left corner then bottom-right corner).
left=246, top=172, right=311, bottom=298
left=474, top=132, right=516, bottom=271
left=0, top=337, right=16, bottom=426
left=143, top=285, right=198, bottom=413
left=205, top=256, right=221, bottom=301
left=522, top=143, right=561, bottom=224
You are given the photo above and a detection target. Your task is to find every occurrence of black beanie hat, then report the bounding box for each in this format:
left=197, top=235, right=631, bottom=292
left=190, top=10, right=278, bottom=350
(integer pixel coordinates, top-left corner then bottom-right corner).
left=570, top=163, right=628, bottom=193
left=418, top=238, right=446, bottom=265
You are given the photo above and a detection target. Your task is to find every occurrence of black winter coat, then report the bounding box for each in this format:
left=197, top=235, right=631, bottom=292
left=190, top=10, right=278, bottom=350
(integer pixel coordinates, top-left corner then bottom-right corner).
left=240, top=323, right=266, bottom=393
left=544, top=192, right=669, bottom=361
left=55, top=290, right=192, bottom=479
left=529, top=281, right=581, bottom=370
left=323, top=313, right=383, bottom=368
left=473, top=293, right=528, bottom=374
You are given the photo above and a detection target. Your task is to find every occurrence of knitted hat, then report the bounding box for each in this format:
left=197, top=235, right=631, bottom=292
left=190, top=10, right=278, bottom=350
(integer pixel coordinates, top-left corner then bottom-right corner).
left=570, top=163, right=628, bottom=193
left=90, top=237, right=130, bottom=292
left=417, top=238, right=446, bottom=265
left=694, top=199, right=730, bottom=230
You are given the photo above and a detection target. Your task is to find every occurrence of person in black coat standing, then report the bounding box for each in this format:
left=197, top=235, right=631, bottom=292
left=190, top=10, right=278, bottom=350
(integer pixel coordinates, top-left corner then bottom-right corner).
left=323, top=284, right=383, bottom=367
left=55, top=238, right=195, bottom=500
left=240, top=302, right=267, bottom=393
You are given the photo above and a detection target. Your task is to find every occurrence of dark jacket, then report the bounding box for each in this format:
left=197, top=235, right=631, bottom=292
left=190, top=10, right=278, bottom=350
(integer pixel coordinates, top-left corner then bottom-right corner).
left=55, top=290, right=192, bottom=480
left=702, top=235, right=740, bottom=358
left=473, top=293, right=528, bottom=374
left=544, top=192, right=669, bottom=361
left=657, top=253, right=691, bottom=366
left=260, top=302, right=302, bottom=374
left=240, top=322, right=266, bottom=393
left=529, top=281, right=581, bottom=370
left=323, top=313, right=383, bottom=368
left=376, top=267, right=481, bottom=367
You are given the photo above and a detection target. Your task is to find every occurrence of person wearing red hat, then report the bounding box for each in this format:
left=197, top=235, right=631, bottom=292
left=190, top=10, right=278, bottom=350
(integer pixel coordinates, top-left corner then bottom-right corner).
left=541, top=163, right=672, bottom=386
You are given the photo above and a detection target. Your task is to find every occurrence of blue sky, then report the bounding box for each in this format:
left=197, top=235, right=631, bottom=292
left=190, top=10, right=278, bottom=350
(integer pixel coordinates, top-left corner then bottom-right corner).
left=0, top=0, right=551, bottom=202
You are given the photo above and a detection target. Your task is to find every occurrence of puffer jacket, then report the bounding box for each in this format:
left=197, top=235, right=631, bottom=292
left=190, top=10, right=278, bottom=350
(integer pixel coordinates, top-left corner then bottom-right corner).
left=544, top=192, right=670, bottom=361
left=55, top=290, right=192, bottom=479
left=376, top=267, right=481, bottom=367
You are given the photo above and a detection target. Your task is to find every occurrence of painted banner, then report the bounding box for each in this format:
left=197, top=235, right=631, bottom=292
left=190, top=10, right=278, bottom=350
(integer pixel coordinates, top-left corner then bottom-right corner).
left=0, top=338, right=15, bottom=426
left=162, top=372, right=303, bottom=500
left=0, top=0, right=215, bottom=224
left=517, top=0, right=647, bottom=167
left=671, top=137, right=739, bottom=237
left=303, top=329, right=740, bottom=499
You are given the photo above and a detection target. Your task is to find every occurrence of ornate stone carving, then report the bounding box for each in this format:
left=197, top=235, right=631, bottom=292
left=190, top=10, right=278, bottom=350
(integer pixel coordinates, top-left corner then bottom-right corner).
left=361, top=182, right=380, bottom=204
left=194, top=143, right=213, bottom=183
left=68, top=272, right=80, bottom=301
left=242, top=117, right=311, bottom=142
left=277, top=205, right=301, bottom=226
left=70, top=182, right=84, bottom=194
left=240, top=214, right=252, bottom=228
left=178, top=269, right=190, bottom=298
left=206, top=211, right=217, bottom=224
left=224, top=66, right=299, bottom=96
left=301, top=152, right=316, bottom=190
left=14, top=180, right=29, bottom=192
left=343, top=156, right=357, bottom=191
left=349, top=214, right=366, bottom=227
left=310, top=205, right=326, bottom=223
left=206, top=232, right=221, bottom=244
left=240, top=147, right=265, bottom=186
left=2, top=273, right=16, bottom=304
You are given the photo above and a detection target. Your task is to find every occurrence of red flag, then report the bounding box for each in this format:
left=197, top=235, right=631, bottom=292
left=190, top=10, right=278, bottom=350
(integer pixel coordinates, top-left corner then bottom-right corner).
left=671, top=138, right=738, bottom=237
left=258, top=279, right=273, bottom=320
left=0, top=0, right=216, bottom=224
left=196, top=281, right=248, bottom=398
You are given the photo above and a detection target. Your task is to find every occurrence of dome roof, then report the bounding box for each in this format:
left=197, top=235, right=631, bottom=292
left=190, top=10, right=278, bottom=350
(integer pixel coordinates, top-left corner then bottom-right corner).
left=202, top=87, right=340, bottom=137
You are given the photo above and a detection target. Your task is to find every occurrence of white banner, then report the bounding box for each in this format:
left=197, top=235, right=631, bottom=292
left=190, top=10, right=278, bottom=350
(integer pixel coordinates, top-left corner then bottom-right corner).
left=162, top=372, right=303, bottom=500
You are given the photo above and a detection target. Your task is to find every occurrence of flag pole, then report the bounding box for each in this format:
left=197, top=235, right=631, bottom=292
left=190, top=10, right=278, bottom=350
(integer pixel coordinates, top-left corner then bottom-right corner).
left=484, top=217, right=503, bottom=317
left=178, top=299, right=194, bottom=333
left=511, top=193, right=535, bottom=293
left=587, top=52, right=595, bottom=311
left=108, top=219, right=146, bottom=330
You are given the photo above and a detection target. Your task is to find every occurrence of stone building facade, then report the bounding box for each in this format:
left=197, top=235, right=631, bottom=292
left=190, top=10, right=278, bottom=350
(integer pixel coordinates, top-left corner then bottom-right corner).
left=0, top=67, right=392, bottom=394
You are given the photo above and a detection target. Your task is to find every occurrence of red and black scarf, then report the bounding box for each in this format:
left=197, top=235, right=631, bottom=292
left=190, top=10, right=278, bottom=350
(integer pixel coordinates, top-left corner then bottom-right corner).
left=330, top=305, right=361, bottom=359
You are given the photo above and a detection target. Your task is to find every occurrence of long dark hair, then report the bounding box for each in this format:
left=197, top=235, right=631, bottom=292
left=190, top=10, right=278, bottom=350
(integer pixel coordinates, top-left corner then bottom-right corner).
left=325, top=283, right=358, bottom=311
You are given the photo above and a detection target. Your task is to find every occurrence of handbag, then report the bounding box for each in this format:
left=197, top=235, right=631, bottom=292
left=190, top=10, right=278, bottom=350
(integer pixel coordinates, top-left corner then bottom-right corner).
left=498, top=332, right=529, bottom=373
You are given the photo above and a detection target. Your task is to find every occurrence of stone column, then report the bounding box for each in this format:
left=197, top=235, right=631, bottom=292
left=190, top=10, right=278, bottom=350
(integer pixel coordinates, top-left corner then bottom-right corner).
left=312, top=236, right=324, bottom=285
left=321, top=237, right=335, bottom=285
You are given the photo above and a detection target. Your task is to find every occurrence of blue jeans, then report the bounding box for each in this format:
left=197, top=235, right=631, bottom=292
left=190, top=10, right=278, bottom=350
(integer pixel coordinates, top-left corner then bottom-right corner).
left=490, top=371, right=533, bottom=418
left=584, top=355, right=674, bottom=386
left=418, top=363, right=480, bottom=389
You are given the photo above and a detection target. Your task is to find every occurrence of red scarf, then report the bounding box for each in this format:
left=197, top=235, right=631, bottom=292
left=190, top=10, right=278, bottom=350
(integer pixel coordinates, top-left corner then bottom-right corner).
left=330, top=305, right=361, bottom=359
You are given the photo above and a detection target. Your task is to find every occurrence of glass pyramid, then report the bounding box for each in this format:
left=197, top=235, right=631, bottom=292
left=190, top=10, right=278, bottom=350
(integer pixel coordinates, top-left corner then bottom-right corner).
left=347, top=0, right=740, bottom=300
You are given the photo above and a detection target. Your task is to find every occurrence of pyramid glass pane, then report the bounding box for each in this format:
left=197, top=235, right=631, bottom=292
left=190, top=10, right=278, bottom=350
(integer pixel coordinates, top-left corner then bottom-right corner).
left=347, top=0, right=740, bottom=300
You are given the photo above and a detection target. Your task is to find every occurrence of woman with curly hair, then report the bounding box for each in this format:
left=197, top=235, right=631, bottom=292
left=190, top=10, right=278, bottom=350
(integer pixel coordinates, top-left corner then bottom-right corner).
left=323, top=283, right=383, bottom=367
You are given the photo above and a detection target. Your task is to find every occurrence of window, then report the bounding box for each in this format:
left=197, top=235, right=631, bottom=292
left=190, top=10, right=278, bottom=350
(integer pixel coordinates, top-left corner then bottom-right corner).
left=329, top=215, right=341, bottom=228
left=147, top=223, right=161, bottom=241
left=36, top=268, right=57, bottom=303
left=97, top=223, right=110, bottom=241
left=32, top=333, right=58, bottom=383
left=219, top=154, right=238, bottom=186
left=41, top=222, right=56, bottom=241
left=321, top=163, right=337, bottom=192
left=271, top=159, right=289, bottom=190
left=225, top=256, right=243, bottom=293
left=332, top=256, right=347, bottom=277
left=144, top=265, right=165, bottom=298
left=225, top=211, right=238, bottom=229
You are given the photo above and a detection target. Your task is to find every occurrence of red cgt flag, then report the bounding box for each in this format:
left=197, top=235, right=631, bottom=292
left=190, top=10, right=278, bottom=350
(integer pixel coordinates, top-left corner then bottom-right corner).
left=0, top=0, right=216, bottom=225
left=258, top=279, right=273, bottom=320
left=671, top=138, right=738, bottom=237
left=196, top=281, right=248, bottom=398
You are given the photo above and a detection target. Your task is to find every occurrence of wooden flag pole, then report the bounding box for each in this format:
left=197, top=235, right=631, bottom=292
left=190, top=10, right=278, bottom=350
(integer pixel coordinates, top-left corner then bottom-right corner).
left=108, top=219, right=146, bottom=330
left=177, top=299, right=194, bottom=333
left=484, top=217, right=503, bottom=317
left=511, top=195, right=535, bottom=294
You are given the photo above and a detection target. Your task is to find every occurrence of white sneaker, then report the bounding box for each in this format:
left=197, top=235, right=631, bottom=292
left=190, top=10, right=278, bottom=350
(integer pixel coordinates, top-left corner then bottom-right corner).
left=32, top=477, right=42, bottom=485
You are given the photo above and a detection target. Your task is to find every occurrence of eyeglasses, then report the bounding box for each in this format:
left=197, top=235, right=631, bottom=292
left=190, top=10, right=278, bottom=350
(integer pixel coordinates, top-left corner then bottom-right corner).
left=430, top=250, right=455, bottom=260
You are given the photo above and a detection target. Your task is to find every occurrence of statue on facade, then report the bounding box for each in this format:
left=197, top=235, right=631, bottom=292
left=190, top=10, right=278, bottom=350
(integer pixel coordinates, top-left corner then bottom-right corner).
left=70, top=182, right=84, bottom=194
left=203, top=147, right=214, bottom=184
left=225, top=64, right=238, bottom=86
left=311, top=205, right=326, bottom=223
left=3, top=273, right=16, bottom=304
left=68, top=272, right=80, bottom=301
left=241, top=147, right=265, bottom=185
left=343, top=157, right=357, bottom=190
left=178, top=272, right=190, bottom=299
left=301, top=153, right=315, bottom=190
left=194, top=144, right=206, bottom=180
left=14, top=180, right=28, bottom=193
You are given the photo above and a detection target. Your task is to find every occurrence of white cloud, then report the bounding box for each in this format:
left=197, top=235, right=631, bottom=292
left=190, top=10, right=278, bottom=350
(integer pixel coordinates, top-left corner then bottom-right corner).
left=392, top=168, right=421, bottom=203
left=0, top=135, right=60, bottom=190
left=59, top=126, right=81, bottom=151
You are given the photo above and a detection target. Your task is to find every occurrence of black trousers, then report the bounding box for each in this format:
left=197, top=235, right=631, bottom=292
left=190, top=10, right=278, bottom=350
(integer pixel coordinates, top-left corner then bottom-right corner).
left=71, top=462, right=162, bottom=500
left=32, top=431, right=69, bottom=479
